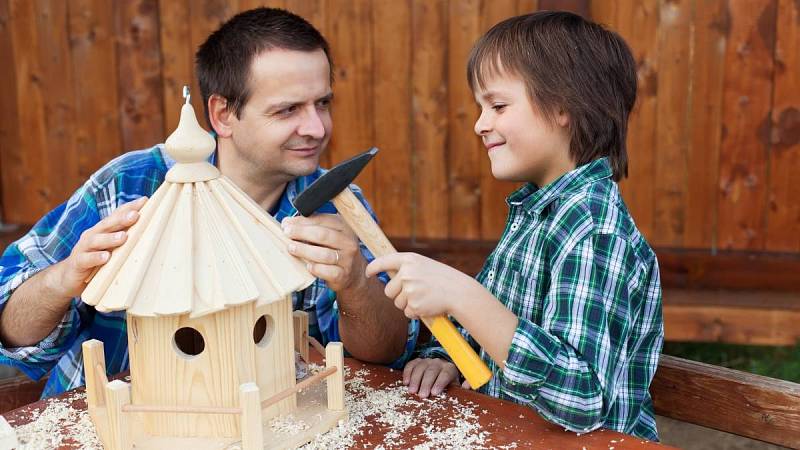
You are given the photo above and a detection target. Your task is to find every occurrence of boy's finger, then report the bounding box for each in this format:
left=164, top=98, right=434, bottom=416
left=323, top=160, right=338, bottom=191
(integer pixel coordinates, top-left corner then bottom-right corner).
left=403, top=359, right=421, bottom=385
left=365, top=253, right=405, bottom=278
left=407, top=363, right=427, bottom=394
left=431, top=371, right=454, bottom=396
left=417, top=366, right=440, bottom=398
left=461, top=380, right=471, bottom=390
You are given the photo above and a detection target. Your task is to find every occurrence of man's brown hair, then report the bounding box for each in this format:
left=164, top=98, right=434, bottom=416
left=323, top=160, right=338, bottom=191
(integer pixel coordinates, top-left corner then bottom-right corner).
left=467, top=11, right=637, bottom=181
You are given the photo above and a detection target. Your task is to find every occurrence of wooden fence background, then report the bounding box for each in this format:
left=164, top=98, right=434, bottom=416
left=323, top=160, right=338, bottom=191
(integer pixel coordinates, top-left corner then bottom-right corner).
left=0, top=0, right=798, bottom=252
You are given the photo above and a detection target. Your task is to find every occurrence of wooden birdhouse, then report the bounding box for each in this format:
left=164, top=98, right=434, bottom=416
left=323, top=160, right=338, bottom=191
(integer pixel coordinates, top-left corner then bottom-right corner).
left=79, top=88, right=347, bottom=450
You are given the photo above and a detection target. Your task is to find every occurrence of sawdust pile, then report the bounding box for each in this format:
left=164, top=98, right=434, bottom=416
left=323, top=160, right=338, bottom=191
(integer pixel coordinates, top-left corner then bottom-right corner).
left=10, top=391, right=101, bottom=450
left=10, top=364, right=512, bottom=449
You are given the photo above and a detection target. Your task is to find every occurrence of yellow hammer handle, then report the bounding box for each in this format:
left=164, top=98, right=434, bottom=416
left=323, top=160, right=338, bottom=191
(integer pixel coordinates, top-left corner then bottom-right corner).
left=332, top=188, right=493, bottom=389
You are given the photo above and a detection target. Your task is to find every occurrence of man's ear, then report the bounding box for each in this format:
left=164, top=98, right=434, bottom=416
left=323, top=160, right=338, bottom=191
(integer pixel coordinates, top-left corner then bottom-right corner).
left=208, top=94, right=235, bottom=138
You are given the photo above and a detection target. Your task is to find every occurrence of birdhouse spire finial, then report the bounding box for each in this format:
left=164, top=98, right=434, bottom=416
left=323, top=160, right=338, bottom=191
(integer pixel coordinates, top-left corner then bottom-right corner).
left=163, top=85, right=220, bottom=182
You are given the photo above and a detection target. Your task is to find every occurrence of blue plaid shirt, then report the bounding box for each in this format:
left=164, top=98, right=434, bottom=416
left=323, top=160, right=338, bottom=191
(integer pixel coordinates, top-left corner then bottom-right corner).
left=0, top=145, right=419, bottom=398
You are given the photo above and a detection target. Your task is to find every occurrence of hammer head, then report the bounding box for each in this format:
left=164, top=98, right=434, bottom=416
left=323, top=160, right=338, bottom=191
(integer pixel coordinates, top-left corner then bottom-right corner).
left=293, top=147, right=378, bottom=216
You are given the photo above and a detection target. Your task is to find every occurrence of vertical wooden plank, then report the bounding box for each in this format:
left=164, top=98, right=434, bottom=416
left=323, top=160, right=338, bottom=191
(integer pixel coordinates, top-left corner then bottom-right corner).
left=0, top=0, right=19, bottom=223
left=187, top=0, right=238, bottom=142
left=326, top=0, right=374, bottom=199
left=2, top=1, right=57, bottom=223
left=538, top=0, right=590, bottom=17
left=478, top=0, right=523, bottom=240
left=412, top=0, right=449, bottom=239
left=116, top=0, right=165, bottom=150
left=615, top=0, right=659, bottom=242
left=590, top=0, right=617, bottom=27
left=159, top=0, right=192, bottom=132
left=717, top=0, right=776, bottom=250
left=68, top=0, right=123, bottom=179
left=372, top=0, right=412, bottom=238
left=683, top=0, right=727, bottom=249
left=239, top=0, right=286, bottom=11
left=448, top=0, right=482, bottom=239
left=516, top=0, right=539, bottom=13
left=292, top=310, right=309, bottom=362
left=764, top=0, right=800, bottom=251
left=652, top=0, right=692, bottom=248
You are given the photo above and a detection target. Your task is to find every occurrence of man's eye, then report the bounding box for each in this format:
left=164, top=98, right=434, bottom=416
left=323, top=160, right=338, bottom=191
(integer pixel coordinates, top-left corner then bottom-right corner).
left=278, top=105, right=298, bottom=116
left=317, top=99, right=331, bottom=109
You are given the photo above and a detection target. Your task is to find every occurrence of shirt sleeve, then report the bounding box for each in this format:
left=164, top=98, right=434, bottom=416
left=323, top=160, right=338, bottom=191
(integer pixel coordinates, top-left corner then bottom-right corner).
left=499, top=233, right=642, bottom=433
left=304, top=184, right=420, bottom=369
left=0, top=182, right=102, bottom=380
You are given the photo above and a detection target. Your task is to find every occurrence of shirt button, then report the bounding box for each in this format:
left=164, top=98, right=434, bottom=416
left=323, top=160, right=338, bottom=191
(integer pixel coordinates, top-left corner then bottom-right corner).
left=487, top=271, right=495, bottom=280
left=510, top=222, right=519, bottom=231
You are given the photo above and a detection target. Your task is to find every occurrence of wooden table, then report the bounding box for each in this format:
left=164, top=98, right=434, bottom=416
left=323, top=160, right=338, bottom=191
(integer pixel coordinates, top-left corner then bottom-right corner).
left=3, top=358, right=672, bottom=449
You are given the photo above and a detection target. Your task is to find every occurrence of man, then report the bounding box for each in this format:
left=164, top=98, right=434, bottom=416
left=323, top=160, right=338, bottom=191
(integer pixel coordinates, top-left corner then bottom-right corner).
left=0, top=7, right=416, bottom=398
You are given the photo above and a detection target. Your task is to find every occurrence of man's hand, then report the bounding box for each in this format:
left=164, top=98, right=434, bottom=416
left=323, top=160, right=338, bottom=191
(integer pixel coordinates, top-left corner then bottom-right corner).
left=403, top=357, right=460, bottom=398
left=282, top=214, right=366, bottom=293
left=365, top=252, right=487, bottom=319
left=54, top=197, right=147, bottom=298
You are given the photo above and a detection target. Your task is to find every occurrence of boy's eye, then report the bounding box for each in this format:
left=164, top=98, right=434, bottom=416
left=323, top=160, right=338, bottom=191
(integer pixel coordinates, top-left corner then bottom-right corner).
left=492, top=104, right=506, bottom=112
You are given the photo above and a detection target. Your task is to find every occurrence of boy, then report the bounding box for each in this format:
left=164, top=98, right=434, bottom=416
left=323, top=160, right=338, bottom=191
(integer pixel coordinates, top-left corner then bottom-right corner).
left=366, top=11, right=663, bottom=440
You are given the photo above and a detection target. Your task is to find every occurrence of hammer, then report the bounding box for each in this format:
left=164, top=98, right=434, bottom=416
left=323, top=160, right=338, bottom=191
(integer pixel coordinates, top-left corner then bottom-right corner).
left=293, top=148, right=492, bottom=389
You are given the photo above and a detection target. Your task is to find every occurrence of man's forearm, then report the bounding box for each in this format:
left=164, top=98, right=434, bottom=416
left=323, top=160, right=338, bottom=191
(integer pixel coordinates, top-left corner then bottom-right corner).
left=0, top=264, right=73, bottom=348
left=337, top=276, right=409, bottom=364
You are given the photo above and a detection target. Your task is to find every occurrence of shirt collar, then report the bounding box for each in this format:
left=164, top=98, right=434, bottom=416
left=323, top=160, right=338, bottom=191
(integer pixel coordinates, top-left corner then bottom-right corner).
left=507, top=157, right=613, bottom=215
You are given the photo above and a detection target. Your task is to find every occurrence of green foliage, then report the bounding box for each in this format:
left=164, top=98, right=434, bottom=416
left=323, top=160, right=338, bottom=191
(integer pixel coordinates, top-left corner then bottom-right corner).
left=662, top=342, right=800, bottom=383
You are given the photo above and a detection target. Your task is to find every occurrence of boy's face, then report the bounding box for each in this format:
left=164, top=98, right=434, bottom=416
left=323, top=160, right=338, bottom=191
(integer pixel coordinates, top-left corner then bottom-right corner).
left=223, top=48, right=333, bottom=184
left=473, top=71, right=574, bottom=187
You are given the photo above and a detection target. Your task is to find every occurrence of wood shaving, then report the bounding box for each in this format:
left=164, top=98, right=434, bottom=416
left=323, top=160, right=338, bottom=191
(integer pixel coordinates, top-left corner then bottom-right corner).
left=9, top=363, right=516, bottom=449
left=9, top=391, right=101, bottom=449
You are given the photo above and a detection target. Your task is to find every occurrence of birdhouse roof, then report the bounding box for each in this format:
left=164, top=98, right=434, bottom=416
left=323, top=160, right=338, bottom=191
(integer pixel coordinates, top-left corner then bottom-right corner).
left=81, top=99, right=314, bottom=318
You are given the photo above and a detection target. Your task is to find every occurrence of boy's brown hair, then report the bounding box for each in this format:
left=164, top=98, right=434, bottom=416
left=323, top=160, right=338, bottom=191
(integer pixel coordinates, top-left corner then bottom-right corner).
left=467, top=11, right=637, bottom=181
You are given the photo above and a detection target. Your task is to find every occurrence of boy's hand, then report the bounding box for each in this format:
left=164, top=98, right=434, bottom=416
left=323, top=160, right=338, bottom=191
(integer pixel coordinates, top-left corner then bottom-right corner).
left=55, top=196, right=147, bottom=298
left=403, top=358, right=459, bottom=398
left=282, top=214, right=366, bottom=293
left=365, top=252, right=485, bottom=319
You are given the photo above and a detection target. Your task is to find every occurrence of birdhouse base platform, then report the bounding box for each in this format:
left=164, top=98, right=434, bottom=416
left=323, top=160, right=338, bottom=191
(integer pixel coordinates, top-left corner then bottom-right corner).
left=82, top=339, right=348, bottom=450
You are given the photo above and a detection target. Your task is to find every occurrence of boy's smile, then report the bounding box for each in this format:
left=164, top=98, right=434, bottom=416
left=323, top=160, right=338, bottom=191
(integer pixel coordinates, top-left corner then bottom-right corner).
left=473, top=71, right=575, bottom=187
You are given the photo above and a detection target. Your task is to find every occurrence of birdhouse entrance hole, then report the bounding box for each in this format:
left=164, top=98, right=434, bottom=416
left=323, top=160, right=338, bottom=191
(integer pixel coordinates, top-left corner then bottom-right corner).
left=173, top=327, right=205, bottom=357
left=253, top=314, right=274, bottom=347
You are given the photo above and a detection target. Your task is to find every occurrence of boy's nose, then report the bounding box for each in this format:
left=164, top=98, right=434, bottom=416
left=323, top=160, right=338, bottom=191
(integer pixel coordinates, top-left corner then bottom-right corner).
left=298, top=107, right=326, bottom=139
left=474, top=111, right=491, bottom=135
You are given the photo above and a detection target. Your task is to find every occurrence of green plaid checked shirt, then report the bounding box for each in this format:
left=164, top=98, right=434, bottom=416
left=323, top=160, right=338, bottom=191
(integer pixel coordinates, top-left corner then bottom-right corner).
left=420, top=158, right=663, bottom=441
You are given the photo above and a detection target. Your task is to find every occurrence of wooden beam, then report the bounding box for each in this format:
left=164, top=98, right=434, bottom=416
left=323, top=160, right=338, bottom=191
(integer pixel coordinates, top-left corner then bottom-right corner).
left=391, top=238, right=800, bottom=292
left=0, top=374, right=47, bottom=414
left=652, top=355, right=800, bottom=448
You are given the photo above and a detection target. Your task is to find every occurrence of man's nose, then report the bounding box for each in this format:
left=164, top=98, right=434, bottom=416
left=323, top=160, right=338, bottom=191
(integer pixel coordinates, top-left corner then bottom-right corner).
left=297, top=107, right=326, bottom=140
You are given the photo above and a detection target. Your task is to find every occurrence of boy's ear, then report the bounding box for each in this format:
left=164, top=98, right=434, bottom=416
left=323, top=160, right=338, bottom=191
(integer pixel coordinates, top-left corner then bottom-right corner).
left=208, top=94, right=234, bottom=138
left=556, top=108, right=570, bottom=128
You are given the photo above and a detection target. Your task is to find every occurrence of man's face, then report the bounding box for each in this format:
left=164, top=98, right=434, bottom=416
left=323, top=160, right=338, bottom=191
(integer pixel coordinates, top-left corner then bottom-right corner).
left=227, top=48, right=332, bottom=183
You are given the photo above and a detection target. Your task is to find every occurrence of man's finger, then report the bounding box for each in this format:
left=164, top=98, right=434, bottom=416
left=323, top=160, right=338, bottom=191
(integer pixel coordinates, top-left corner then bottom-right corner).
left=288, top=241, right=339, bottom=265
left=75, top=251, right=110, bottom=271
left=95, top=197, right=147, bottom=233
left=86, top=231, right=128, bottom=252
left=383, top=276, right=402, bottom=300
